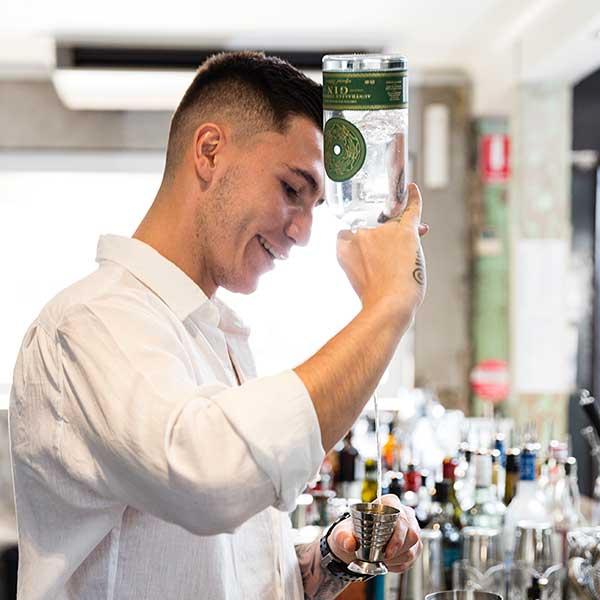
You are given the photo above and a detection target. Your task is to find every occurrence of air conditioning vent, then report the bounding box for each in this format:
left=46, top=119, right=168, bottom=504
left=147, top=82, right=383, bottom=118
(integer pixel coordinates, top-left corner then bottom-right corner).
left=53, top=44, right=379, bottom=111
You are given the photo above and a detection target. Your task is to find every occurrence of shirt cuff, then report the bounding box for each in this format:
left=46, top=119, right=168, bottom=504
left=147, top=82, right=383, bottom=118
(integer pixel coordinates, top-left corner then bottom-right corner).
left=213, top=370, right=325, bottom=511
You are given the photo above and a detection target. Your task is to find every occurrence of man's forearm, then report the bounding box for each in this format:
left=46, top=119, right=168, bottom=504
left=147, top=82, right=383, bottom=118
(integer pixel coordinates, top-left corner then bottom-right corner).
left=296, top=540, right=349, bottom=600
left=294, top=300, right=413, bottom=451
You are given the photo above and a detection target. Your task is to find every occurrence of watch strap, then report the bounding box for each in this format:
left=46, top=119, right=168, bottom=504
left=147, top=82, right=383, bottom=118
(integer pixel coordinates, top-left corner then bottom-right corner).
left=319, top=511, right=372, bottom=583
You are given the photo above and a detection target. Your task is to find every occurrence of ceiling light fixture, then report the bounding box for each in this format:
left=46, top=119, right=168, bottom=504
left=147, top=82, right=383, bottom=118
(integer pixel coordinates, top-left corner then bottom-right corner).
left=52, top=67, right=323, bottom=111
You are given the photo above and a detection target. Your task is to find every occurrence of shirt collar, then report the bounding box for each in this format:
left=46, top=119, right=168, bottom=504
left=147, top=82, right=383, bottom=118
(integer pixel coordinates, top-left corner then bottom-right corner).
left=212, top=297, right=251, bottom=336
left=95, top=234, right=228, bottom=328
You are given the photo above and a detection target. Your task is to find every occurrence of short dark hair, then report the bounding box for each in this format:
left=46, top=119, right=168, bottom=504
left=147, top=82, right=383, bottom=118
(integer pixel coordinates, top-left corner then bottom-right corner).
left=164, top=51, right=322, bottom=177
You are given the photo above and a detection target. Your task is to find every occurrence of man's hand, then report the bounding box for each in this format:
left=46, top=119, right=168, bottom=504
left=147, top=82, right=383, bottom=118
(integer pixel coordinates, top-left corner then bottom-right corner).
left=293, top=182, right=428, bottom=451
left=336, top=182, right=427, bottom=320
left=328, top=495, right=423, bottom=574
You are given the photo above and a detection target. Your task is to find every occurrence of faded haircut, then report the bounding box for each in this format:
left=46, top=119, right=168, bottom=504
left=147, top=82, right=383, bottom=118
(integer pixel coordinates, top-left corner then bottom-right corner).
left=164, top=51, right=323, bottom=178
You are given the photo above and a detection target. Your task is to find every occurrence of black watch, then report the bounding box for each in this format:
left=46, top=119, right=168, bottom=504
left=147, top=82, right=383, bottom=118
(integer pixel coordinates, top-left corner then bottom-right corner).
left=319, top=512, right=373, bottom=583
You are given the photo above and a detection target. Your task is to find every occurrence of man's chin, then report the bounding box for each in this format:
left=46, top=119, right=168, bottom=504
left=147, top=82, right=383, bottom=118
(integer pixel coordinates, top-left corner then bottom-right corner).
left=225, top=276, right=260, bottom=295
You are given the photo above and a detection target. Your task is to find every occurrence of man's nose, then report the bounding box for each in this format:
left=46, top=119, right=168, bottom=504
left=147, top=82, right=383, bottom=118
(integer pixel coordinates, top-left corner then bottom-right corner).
left=285, top=212, right=312, bottom=247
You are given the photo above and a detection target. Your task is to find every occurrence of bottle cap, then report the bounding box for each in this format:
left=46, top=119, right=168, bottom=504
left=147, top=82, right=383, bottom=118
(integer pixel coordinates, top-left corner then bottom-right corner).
left=549, top=440, right=568, bottom=462
left=520, top=448, right=536, bottom=481
left=364, top=458, right=377, bottom=472
left=434, top=480, right=450, bottom=503
left=495, top=435, right=506, bottom=465
left=404, top=464, right=422, bottom=493
left=388, top=476, right=404, bottom=498
left=506, top=449, right=521, bottom=473
left=322, top=54, right=407, bottom=73
left=565, top=456, right=577, bottom=476
left=442, top=457, right=457, bottom=481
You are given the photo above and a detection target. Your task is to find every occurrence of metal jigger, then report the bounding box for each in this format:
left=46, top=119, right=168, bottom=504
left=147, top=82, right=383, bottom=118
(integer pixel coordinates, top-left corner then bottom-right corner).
left=347, top=502, right=400, bottom=576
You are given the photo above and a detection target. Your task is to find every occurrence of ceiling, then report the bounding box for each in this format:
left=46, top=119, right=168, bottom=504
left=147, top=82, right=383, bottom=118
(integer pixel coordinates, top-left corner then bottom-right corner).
left=1, top=0, right=600, bottom=114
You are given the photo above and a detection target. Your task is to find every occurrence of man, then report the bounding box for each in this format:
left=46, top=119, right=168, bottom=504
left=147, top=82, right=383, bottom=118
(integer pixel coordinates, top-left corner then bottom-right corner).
left=10, top=51, right=427, bottom=599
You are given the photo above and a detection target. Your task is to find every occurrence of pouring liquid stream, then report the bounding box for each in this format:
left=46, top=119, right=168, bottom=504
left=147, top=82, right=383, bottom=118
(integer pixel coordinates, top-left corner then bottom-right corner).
left=374, top=393, right=383, bottom=501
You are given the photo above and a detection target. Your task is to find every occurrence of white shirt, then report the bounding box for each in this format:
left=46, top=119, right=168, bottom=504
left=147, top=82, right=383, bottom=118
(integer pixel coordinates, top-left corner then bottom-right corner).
left=9, top=234, right=325, bottom=600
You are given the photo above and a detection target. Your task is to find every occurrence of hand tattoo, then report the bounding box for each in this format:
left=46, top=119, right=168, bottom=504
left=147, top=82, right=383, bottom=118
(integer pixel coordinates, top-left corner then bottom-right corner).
left=412, top=249, right=425, bottom=286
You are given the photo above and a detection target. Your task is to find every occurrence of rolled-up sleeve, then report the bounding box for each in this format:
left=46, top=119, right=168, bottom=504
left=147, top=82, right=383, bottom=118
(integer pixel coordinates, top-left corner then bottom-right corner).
left=56, top=296, right=324, bottom=536
left=214, top=369, right=323, bottom=511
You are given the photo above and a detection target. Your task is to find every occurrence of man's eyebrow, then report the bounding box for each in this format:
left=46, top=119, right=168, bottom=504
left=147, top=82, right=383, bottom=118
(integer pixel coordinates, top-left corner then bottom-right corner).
left=285, top=164, right=325, bottom=206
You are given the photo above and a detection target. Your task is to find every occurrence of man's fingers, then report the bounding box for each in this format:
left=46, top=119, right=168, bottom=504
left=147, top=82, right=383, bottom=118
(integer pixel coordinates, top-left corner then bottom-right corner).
left=340, top=531, right=357, bottom=553
left=384, top=504, right=421, bottom=558
left=388, top=183, right=423, bottom=229
left=331, top=522, right=357, bottom=553
left=386, top=541, right=423, bottom=573
left=378, top=494, right=402, bottom=510
left=401, top=182, right=423, bottom=226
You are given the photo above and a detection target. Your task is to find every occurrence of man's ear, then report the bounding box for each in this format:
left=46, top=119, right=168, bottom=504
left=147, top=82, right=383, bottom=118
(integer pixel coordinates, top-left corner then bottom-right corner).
left=192, top=123, right=225, bottom=186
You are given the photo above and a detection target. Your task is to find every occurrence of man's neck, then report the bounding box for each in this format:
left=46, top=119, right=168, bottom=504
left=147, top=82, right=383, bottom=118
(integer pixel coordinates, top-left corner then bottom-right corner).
left=133, top=189, right=217, bottom=299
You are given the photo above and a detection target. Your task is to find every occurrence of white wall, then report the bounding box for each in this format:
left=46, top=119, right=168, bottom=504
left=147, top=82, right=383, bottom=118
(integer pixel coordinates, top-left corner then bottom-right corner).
left=0, top=151, right=414, bottom=409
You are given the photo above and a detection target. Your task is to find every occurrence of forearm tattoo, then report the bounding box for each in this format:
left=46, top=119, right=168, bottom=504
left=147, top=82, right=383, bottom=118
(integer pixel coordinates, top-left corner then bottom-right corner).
left=296, top=541, right=350, bottom=600
left=412, top=249, right=425, bottom=286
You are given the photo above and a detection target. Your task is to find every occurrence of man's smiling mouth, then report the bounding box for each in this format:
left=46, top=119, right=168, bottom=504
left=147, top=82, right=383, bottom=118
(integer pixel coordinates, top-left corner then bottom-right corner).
left=258, top=235, right=287, bottom=260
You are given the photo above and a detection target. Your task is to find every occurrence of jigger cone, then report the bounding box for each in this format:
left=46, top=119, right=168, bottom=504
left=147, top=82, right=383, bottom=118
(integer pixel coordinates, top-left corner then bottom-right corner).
left=348, top=502, right=400, bottom=576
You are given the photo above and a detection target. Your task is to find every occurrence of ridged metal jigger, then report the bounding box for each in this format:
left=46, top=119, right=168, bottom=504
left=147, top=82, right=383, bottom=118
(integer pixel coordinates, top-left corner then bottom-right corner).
left=348, top=502, right=400, bottom=576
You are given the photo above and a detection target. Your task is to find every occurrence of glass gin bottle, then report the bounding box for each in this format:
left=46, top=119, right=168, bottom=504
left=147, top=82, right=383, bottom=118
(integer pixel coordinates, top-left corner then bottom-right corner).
left=466, top=452, right=506, bottom=529
left=322, top=54, right=408, bottom=229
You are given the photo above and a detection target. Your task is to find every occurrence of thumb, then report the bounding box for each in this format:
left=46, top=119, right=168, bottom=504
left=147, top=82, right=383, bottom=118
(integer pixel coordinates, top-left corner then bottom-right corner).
left=330, top=520, right=358, bottom=554
left=378, top=493, right=402, bottom=510
left=398, top=182, right=423, bottom=227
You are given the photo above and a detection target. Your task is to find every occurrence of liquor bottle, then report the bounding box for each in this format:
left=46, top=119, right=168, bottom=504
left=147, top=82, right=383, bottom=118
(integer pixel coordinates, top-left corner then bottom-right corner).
left=581, top=426, right=600, bottom=525
left=504, top=449, right=520, bottom=506
left=442, top=457, right=464, bottom=528
left=455, top=443, right=470, bottom=480
left=466, top=452, right=506, bottom=529
left=527, top=575, right=544, bottom=600
left=503, top=447, right=551, bottom=556
left=316, top=453, right=335, bottom=491
left=382, top=422, right=400, bottom=471
left=491, top=448, right=504, bottom=502
left=362, top=458, right=378, bottom=503
left=322, top=55, right=408, bottom=229
left=456, top=448, right=476, bottom=511
left=403, top=463, right=421, bottom=509
left=336, top=430, right=359, bottom=499
left=495, top=433, right=506, bottom=468
left=545, top=441, right=568, bottom=504
left=538, top=458, right=551, bottom=499
left=415, top=471, right=432, bottom=527
left=430, top=480, right=462, bottom=589
left=387, top=474, right=404, bottom=500
left=551, top=457, right=585, bottom=563
left=565, top=458, right=585, bottom=524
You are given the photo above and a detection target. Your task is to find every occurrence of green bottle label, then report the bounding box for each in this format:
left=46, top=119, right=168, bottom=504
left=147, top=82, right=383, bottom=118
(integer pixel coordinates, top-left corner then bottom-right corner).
left=324, top=117, right=367, bottom=182
left=323, top=70, right=407, bottom=110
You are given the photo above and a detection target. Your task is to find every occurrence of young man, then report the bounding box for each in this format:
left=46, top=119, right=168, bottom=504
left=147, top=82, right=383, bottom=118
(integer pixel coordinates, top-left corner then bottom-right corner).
left=10, top=52, right=427, bottom=599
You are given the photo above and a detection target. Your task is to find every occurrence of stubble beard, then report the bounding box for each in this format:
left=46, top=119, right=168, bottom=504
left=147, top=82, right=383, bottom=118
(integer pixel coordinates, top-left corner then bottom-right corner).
left=194, top=166, right=254, bottom=293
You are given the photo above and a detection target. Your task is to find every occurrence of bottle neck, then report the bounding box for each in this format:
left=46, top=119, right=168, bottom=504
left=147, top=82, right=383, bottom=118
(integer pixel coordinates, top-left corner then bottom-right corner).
left=365, top=470, right=377, bottom=482
left=474, top=485, right=494, bottom=503
left=433, top=499, right=454, bottom=519
left=515, top=480, right=538, bottom=496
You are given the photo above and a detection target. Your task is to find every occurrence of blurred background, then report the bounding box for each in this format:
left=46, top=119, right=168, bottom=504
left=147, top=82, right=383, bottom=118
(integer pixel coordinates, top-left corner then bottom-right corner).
left=2, top=0, right=600, bottom=598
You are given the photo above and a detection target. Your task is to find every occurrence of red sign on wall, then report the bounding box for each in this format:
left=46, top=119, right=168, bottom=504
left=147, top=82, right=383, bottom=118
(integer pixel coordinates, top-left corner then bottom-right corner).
left=480, top=134, right=510, bottom=183
left=470, top=359, right=509, bottom=403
